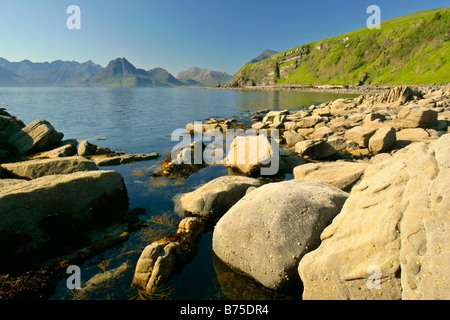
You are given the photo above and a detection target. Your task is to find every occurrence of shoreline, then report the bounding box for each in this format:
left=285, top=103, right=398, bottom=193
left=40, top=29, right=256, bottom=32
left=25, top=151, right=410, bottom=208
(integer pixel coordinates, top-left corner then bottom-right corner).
left=209, top=83, right=449, bottom=95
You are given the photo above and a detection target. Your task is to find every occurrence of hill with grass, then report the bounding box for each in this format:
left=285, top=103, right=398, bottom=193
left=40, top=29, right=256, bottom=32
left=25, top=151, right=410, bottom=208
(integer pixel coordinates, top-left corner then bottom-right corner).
left=177, top=67, right=233, bottom=86
left=229, top=7, right=450, bottom=87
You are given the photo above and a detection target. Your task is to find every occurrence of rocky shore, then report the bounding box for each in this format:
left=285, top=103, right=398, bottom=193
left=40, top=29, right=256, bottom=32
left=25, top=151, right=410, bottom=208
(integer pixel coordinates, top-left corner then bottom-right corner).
left=133, top=84, right=449, bottom=300
left=0, top=110, right=157, bottom=299
left=1, top=83, right=448, bottom=300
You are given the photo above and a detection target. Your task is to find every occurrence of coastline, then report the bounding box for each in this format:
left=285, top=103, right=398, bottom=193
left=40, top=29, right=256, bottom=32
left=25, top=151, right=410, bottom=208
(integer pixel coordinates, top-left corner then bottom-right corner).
left=209, top=83, right=449, bottom=95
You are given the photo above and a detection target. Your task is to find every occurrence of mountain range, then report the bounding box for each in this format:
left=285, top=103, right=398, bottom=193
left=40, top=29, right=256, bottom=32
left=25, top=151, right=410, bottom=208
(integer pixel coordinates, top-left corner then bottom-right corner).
left=230, top=7, right=450, bottom=86
left=0, top=57, right=233, bottom=88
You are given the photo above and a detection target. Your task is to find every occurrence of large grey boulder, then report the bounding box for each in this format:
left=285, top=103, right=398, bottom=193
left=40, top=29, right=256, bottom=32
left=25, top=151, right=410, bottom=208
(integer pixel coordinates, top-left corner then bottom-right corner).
left=298, top=134, right=449, bottom=300
left=0, top=170, right=128, bottom=259
left=176, top=175, right=262, bottom=218
left=1, top=156, right=98, bottom=180
left=6, top=119, right=64, bottom=154
left=293, top=161, right=370, bottom=191
left=212, top=179, right=349, bottom=291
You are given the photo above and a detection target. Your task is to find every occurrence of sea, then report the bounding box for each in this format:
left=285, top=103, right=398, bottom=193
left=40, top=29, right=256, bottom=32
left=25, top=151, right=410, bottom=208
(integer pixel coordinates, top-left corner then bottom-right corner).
left=0, top=87, right=358, bottom=300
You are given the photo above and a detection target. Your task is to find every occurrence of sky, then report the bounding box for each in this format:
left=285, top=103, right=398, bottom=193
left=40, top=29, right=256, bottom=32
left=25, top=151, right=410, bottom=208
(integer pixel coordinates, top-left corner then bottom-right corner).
left=0, top=0, right=447, bottom=76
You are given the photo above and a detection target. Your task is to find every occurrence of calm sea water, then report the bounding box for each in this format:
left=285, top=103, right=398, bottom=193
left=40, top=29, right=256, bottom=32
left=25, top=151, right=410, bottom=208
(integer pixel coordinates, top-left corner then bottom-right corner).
left=0, top=87, right=357, bottom=300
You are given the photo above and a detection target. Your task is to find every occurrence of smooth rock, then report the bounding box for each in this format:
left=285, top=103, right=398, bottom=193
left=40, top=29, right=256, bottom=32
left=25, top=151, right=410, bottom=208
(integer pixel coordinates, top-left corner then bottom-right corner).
left=344, top=126, right=376, bottom=148
left=397, top=105, right=438, bottom=128
left=298, top=134, right=449, bottom=300
left=213, top=179, right=349, bottom=291
left=7, top=119, right=64, bottom=154
left=0, top=156, right=98, bottom=180
left=293, top=161, right=370, bottom=191
left=176, top=175, right=262, bottom=218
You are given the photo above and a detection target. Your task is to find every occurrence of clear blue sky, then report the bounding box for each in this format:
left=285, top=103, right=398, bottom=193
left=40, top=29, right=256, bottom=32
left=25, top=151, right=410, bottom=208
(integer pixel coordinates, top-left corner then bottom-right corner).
left=0, top=0, right=446, bottom=76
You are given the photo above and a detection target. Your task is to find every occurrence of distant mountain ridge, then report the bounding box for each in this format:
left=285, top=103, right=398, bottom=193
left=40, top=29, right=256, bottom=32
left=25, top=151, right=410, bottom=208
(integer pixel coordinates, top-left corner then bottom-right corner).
left=0, top=58, right=103, bottom=87
left=177, top=66, right=233, bottom=86
left=0, top=57, right=232, bottom=87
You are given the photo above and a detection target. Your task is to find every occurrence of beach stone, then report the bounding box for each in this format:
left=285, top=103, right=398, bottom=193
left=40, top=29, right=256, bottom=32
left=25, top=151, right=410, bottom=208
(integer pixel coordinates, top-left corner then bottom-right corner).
left=78, top=140, right=113, bottom=156
left=0, top=156, right=99, bottom=180
left=262, top=110, right=289, bottom=125
left=31, top=143, right=76, bottom=159
left=311, top=126, right=334, bottom=139
left=6, top=119, right=64, bottom=154
left=397, top=105, right=438, bottom=128
left=224, top=134, right=279, bottom=176
left=293, top=161, right=369, bottom=191
left=396, top=128, right=431, bottom=142
left=368, top=126, right=396, bottom=154
left=212, top=179, right=349, bottom=292
left=344, top=126, right=376, bottom=148
left=0, top=170, right=128, bottom=259
left=297, top=116, right=323, bottom=128
left=176, top=175, right=262, bottom=218
left=298, top=134, right=450, bottom=300
left=283, top=131, right=304, bottom=148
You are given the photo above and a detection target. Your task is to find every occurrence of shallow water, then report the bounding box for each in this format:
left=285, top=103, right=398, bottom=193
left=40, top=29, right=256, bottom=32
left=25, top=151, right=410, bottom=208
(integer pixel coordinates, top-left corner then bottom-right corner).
left=0, top=87, right=357, bottom=300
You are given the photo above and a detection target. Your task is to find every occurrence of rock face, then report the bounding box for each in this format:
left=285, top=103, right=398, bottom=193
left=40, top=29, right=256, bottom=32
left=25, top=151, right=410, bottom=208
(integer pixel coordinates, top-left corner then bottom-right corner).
left=293, top=161, right=369, bottom=191
left=212, top=179, right=349, bottom=291
left=298, top=134, right=449, bottom=300
left=176, top=175, right=262, bottom=218
left=0, top=170, right=129, bottom=260
left=7, top=119, right=64, bottom=154
left=1, top=156, right=99, bottom=179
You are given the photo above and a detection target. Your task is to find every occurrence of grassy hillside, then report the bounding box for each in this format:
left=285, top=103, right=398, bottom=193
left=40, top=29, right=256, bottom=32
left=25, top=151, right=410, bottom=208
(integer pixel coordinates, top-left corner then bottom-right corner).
left=231, top=7, right=450, bottom=86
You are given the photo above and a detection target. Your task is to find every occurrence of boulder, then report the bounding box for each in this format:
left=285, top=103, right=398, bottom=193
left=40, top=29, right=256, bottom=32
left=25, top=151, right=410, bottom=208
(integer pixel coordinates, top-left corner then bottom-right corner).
left=78, top=140, right=113, bottom=156
left=295, top=137, right=346, bottom=159
left=293, top=161, right=370, bottom=191
left=175, top=175, right=262, bottom=218
left=283, top=131, right=304, bottom=148
left=0, top=156, right=98, bottom=180
left=224, top=134, right=279, bottom=176
left=344, top=126, right=376, bottom=148
left=298, top=134, right=450, bottom=300
left=396, top=128, right=431, bottom=143
left=31, top=144, right=76, bottom=159
left=311, top=126, right=334, bottom=139
left=368, top=126, right=396, bottom=154
left=297, top=116, right=323, bottom=128
left=0, top=170, right=128, bottom=259
left=212, top=179, right=349, bottom=291
left=0, top=115, right=25, bottom=140
left=6, top=119, right=64, bottom=154
left=397, top=105, right=438, bottom=128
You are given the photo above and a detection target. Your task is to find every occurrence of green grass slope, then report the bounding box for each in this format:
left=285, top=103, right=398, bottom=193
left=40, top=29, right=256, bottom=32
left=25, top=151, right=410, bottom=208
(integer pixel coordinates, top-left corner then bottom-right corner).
left=231, top=7, right=450, bottom=86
